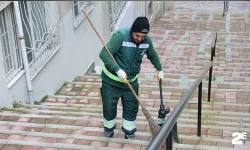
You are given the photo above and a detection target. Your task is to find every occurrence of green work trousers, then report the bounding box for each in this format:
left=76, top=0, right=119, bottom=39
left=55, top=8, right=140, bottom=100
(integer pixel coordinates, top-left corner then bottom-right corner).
left=100, top=80, right=139, bottom=135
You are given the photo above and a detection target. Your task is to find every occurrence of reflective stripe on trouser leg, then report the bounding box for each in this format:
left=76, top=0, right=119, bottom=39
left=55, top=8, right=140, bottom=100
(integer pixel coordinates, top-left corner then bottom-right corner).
left=103, top=118, right=116, bottom=129
left=101, top=81, right=122, bottom=132
left=122, top=118, right=136, bottom=131
left=121, top=83, right=139, bottom=135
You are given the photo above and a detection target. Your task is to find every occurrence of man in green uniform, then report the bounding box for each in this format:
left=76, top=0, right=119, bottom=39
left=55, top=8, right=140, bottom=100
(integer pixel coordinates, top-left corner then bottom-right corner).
left=99, top=17, right=164, bottom=139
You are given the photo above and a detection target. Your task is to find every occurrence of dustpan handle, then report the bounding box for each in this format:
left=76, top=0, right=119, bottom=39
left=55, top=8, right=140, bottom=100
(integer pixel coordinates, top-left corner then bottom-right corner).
left=159, top=79, right=165, bottom=109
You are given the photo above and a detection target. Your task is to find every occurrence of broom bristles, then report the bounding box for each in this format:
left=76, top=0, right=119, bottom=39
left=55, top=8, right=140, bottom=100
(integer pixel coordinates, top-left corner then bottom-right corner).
left=142, top=107, right=167, bottom=150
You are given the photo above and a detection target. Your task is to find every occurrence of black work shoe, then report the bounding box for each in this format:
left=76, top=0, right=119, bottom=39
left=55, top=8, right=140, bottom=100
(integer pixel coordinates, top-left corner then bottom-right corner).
left=101, top=130, right=114, bottom=138
left=125, top=134, right=136, bottom=140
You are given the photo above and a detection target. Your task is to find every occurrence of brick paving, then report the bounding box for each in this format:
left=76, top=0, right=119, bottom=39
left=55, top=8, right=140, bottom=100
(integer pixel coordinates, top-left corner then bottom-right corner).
left=175, top=1, right=250, bottom=12
left=0, top=1, right=250, bottom=150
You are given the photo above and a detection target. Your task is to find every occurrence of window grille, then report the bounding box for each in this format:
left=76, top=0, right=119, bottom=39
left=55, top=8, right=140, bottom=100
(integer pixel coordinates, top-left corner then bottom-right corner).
left=18, top=1, right=61, bottom=78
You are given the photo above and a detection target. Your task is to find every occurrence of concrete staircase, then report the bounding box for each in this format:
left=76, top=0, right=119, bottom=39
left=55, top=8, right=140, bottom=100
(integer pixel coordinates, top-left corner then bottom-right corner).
left=1, top=2, right=250, bottom=150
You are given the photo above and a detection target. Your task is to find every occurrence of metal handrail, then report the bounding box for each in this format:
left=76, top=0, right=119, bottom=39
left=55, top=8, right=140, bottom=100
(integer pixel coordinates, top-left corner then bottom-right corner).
left=147, top=3, right=222, bottom=149
left=211, top=21, right=219, bottom=50
left=146, top=62, right=213, bottom=150
left=207, top=21, right=219, bottom=102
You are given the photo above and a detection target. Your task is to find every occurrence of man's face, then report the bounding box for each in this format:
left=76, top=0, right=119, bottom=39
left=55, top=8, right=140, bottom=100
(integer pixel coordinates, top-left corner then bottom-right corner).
left=132, top=32, right=147, bottom=43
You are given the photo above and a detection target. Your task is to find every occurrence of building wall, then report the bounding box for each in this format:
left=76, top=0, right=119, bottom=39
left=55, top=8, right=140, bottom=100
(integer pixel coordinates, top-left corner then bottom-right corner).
left=0, top=40, right=25, bottom=107
left=0, top=1, right=163, bottom=107
left=0, top=1, right=105, bottom=107
left=31, top=1, right=104, bottom=102
left=0, top=73, right=27, bottom=107
left=116, top=2, right=135, bottom=30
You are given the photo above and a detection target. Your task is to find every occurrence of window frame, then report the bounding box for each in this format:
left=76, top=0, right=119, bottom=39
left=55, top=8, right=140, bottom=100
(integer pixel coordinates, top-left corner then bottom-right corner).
left=72, top=1, right=95, bottom=29
left=0, top=3, right=23, bottom=83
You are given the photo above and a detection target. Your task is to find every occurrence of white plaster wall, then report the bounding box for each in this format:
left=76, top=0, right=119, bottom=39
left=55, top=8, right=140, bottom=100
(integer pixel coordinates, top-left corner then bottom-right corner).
left=0, top=73, right=27, bottom=107
left=0, top=36, right=10, bottom=107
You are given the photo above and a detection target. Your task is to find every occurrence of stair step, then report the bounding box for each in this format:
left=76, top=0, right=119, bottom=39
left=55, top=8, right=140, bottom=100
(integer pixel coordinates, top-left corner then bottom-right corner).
left=0, top=116, right=249, bottom=138
left=55, top=81, right=250, bottom=103
left=3, top=105, right=250, bottom=127
left=73, top=76, right=250, bottom=86
left=39, top=101, right=250, bottom=112
left=143, top=59, right=250, bottom=66
left=83, top=73, right=250, bottom=82
left=1, top=5, right=248, bottom=149
left=151, top=34, right=249, bottom=40
left=3, top=105, right=250, bottom=122
left=64, top=81, right=250, bottom=92
left=0, top=139, right=237, bottom=150
left=0, top=139, right=122, bottom=150
left=0, top=128, right=235, bottom=145
left=152, top=21, right=250, bottom=32
left=150, top=29, right=250, bottom=38
left=158, top=17, right=248, bottom=24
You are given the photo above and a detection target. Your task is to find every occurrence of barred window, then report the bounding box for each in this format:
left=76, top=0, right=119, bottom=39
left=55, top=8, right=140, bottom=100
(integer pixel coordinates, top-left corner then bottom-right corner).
left=19, top=1, right=61, bottom=78
left=0, top=3, right=23, bottom=82
left=72, top=1, right=94, bottom=28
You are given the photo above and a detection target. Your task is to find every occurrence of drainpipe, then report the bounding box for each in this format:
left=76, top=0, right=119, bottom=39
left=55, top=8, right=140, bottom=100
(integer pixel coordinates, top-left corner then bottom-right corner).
left=13, top=1, right=34, bottom=104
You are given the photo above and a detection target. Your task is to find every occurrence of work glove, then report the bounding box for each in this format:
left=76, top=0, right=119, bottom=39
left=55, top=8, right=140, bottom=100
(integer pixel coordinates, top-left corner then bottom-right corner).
left=158, top=70, right=164, bottom=82
left=116, top=69, right=128, bottom=84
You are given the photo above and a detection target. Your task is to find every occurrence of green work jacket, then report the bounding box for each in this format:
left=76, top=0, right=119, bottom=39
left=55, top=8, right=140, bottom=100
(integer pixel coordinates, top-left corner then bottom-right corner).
left=99, top=27, right=162, bottom=88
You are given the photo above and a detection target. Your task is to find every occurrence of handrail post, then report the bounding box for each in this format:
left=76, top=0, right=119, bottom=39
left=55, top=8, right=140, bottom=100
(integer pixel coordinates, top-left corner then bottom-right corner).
left=208, top=35, right=214, bottom=103
left=198, top=81, right=202, bottom=136
left=208, top=21, right=218, bottom=102
left=211, top=47, right=214, bottom=62
left=208, top=65, right=213, bottom=102
left=166, top=130, right=173, bottom=150
left=213, top=33, right=217, bottom=57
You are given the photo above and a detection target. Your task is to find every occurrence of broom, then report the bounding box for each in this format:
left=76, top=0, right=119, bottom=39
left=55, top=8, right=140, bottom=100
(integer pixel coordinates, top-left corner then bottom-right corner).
left=82, top=10, right=166, bottom=149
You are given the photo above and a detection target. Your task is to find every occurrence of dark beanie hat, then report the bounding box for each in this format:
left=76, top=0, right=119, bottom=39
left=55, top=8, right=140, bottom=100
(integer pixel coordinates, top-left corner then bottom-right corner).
left=131, top=17, right=150, bottom=34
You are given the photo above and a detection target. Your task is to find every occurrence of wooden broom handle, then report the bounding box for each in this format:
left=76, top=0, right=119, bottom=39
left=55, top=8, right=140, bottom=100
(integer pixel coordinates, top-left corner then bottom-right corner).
left=82, top=10, right=144, bottom=108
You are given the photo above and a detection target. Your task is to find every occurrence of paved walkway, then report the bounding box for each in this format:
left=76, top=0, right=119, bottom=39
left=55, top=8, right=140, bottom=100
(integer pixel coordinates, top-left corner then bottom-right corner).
left=176, top=1, right=250, bottom=11
left=0, top=1, right=250, bottom=149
